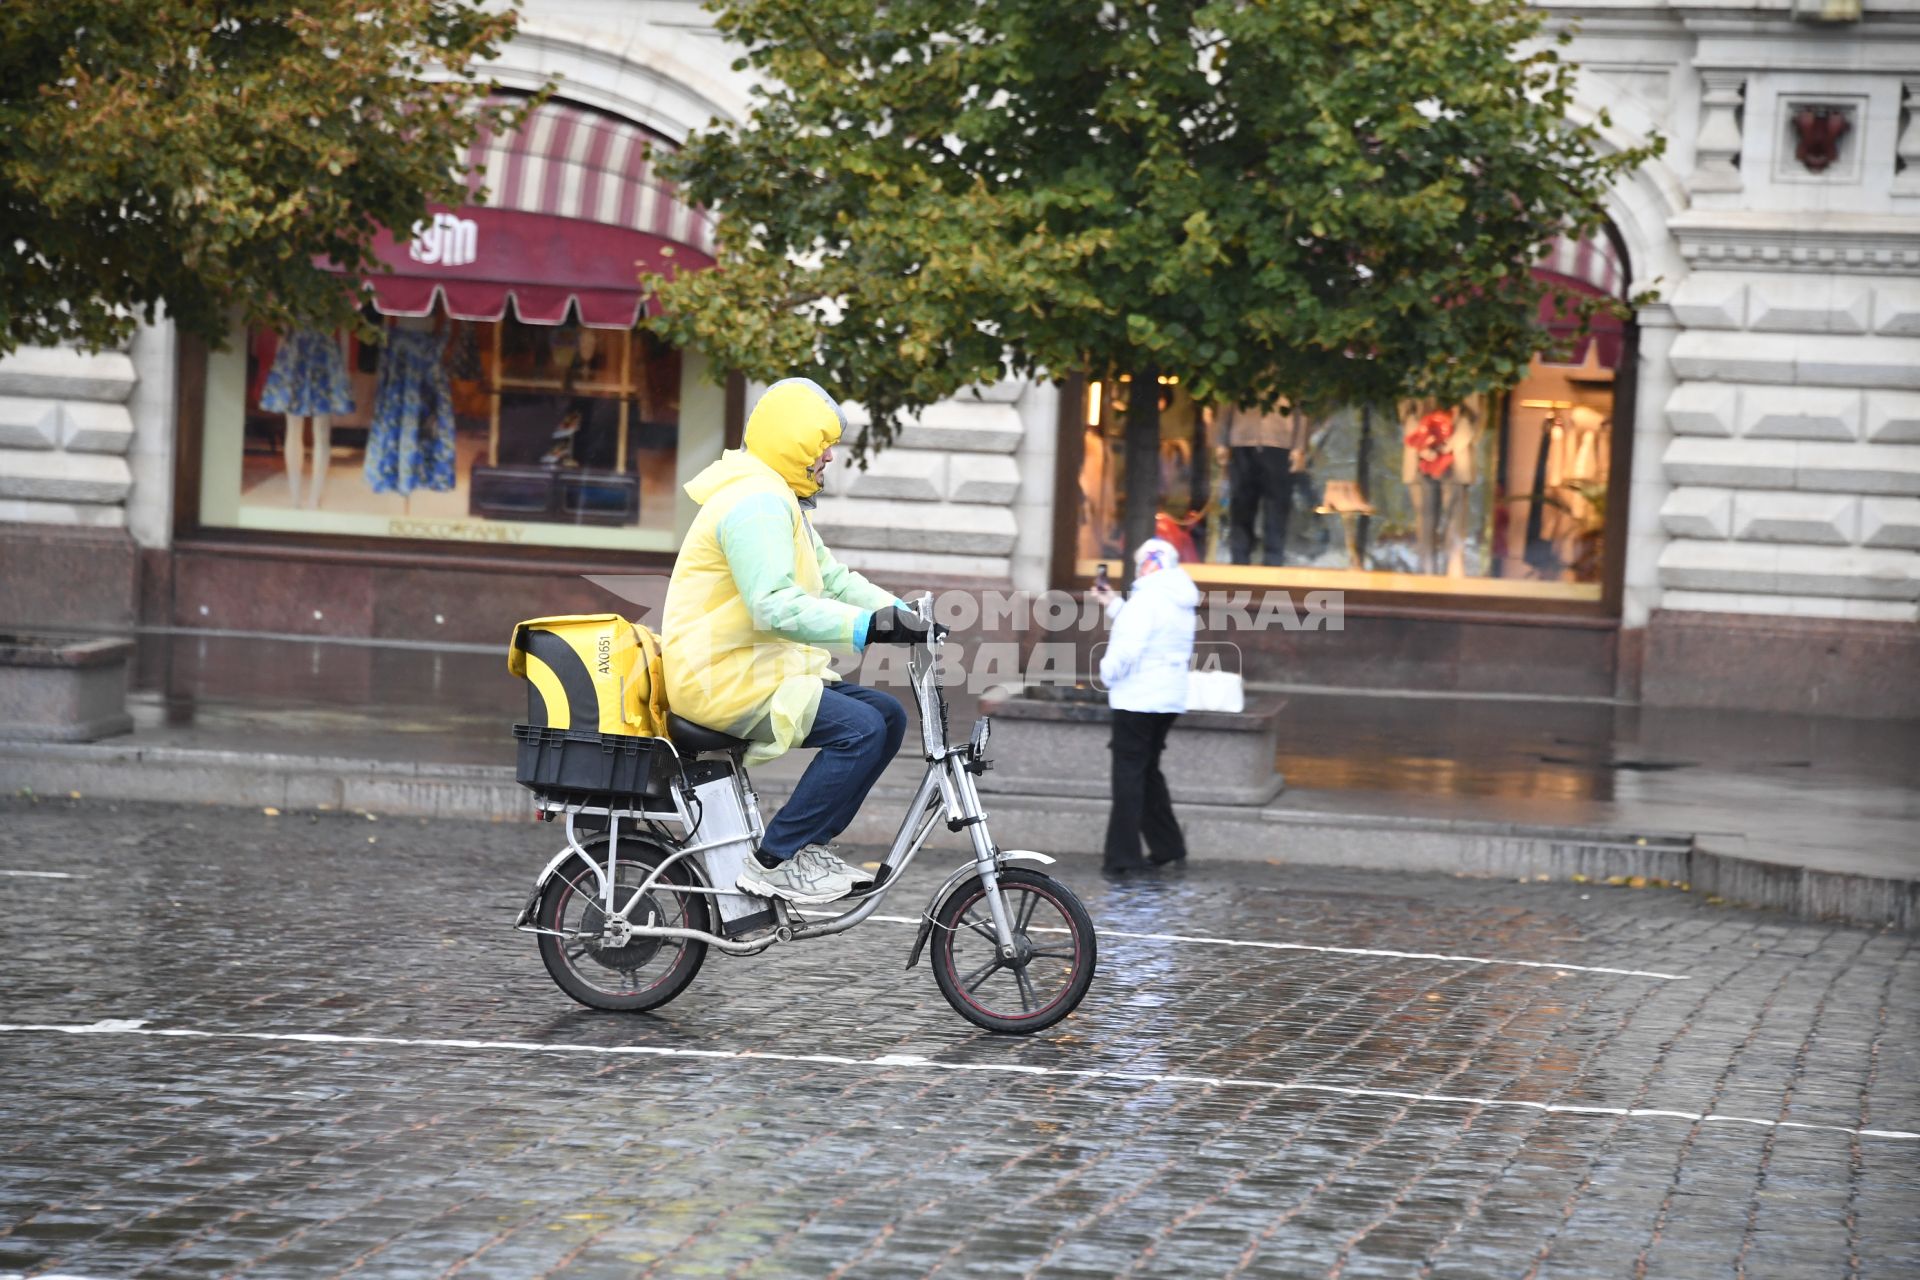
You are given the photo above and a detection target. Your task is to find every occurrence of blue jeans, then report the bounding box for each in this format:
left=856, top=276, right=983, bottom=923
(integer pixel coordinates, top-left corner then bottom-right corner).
left=760, top=681, right=907, bottom=859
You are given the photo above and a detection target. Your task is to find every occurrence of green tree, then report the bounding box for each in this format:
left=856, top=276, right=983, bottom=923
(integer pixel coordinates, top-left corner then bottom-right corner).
left=644, top=0, right=1659, bottom=555
left=0, top=0, right=529, bottom=356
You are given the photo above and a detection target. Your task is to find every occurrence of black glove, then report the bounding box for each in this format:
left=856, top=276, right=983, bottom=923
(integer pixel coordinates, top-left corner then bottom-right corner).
left=866, top=605, right=933, bottom=645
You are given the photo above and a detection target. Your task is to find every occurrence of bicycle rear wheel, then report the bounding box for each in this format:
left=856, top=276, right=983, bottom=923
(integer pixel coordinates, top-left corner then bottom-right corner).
left=535, top=837, right=708, bottom=1013
left=930, top=867, right=1096, bottom=1034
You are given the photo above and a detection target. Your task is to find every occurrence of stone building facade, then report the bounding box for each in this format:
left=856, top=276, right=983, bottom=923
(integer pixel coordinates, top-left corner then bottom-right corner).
left=0, top=0, right=1914, bottom=715
left=1538, top=0, right=1918, bottom=714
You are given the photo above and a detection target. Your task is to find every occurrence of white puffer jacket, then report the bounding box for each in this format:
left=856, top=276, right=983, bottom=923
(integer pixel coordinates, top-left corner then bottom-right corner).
left=1099, top=566, right=1199, bottom=714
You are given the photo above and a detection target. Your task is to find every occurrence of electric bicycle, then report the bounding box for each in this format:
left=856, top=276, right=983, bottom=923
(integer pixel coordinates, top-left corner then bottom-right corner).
left=511, top=602, right=1098, bottom=1034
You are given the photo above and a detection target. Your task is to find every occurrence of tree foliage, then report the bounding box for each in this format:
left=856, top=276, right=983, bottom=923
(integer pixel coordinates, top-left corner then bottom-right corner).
left=644, top=0, right=1660, bottom=462
left=0, top=0, right=528, bottom=355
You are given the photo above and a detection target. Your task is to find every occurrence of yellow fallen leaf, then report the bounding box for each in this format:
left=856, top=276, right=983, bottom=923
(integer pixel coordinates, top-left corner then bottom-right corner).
left=1627, top=876, right=1648, bottom=889
left=68, top=790, right=81, bottom=800
left=1571, top=873, right=1590, bottom=884
left=262, top=807, right=281, bottom=817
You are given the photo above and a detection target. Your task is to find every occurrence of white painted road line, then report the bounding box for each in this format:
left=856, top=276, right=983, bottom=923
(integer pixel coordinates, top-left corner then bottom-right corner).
left=865, top=915, right=1690, bottom=981
left=0, top=869, right=80, bottom=879
left=2, top=1020, right=1909, bottom=1141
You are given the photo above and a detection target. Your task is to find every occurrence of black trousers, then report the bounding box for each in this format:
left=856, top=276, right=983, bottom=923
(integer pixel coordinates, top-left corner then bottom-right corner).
left=1104, top=710, right=1188, bottom=866
left=1228, top=445, right=1294, bottom=566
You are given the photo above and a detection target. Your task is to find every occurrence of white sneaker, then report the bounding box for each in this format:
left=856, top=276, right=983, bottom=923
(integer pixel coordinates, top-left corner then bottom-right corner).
left=798, top=844, right=876, bottom=892
left=736, top=851, right=858, bottom=904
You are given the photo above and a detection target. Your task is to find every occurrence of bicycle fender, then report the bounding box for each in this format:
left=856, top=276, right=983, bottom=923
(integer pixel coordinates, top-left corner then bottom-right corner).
left=513, top=843, right=611, bottom=927
left=903, top=851, right=1056, bottom=969
left=906, top=915, right=936, bottom=970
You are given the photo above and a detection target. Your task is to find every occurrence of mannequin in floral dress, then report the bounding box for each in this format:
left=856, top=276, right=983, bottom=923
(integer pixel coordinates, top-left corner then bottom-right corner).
left=364, top=318, right=457, bottom=497
left=260, top=329, right=356, bottom=508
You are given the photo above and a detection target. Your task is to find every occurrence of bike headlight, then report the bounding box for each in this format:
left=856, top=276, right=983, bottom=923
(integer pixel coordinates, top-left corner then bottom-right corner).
left=969, top=716, right=991, bottom=757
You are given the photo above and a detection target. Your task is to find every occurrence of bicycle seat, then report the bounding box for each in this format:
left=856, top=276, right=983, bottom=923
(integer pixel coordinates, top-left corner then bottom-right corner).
left=667, top=713, right=752, bottom=756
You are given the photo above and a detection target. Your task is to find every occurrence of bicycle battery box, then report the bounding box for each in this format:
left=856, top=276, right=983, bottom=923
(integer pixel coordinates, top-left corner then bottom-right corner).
left=683, top=760, right=775, bottom=938
left=512, top=724, right=670, bottom=800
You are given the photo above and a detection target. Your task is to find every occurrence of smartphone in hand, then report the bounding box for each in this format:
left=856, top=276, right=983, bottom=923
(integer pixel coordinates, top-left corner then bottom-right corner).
left=1094, top=562, right=1110, bottom=590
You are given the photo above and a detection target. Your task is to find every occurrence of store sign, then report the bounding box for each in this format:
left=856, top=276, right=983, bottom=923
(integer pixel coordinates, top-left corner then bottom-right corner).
left=409, top=212, right=479, bottom=267
left=388, top=516, right=525, bottom=543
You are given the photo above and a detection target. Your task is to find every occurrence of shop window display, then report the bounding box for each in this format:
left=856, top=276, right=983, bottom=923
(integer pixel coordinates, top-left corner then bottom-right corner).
left=201, top=306, right=717, bottom=551
left=1075, top=351, right=1618, bottom=602
left=1076, top=232, right=1628, bottom=602
left=1075, top=231, right=1628, bottom=606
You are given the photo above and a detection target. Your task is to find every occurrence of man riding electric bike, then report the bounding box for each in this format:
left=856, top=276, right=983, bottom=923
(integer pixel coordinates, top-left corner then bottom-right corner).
left=661, top=378, right=929, bottom=906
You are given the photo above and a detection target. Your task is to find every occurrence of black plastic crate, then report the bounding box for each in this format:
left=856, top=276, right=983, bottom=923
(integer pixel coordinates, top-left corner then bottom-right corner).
left=512, top=724, right=672, bottom=799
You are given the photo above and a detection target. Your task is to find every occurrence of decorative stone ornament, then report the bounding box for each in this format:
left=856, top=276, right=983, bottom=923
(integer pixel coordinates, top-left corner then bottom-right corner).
left=1897, top=80, right=1920, bottom=195
left=1688, top=73, right=1746, bottom=194
left=1791, top=104, right=1853, bottom=173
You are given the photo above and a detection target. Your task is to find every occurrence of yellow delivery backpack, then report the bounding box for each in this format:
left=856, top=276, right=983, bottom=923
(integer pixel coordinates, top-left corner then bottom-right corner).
left=509, top=614, right=674, bottom=800
left=508, top=613, right=668, bottom=737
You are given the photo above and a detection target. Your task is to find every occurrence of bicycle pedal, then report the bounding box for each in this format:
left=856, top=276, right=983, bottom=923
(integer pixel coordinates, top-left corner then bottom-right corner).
left=840, top=865, right=893, bottom=899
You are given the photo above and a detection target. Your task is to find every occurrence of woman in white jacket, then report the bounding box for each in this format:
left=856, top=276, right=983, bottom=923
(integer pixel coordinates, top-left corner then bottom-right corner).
left=1091, top=538, right=1199, bottom=871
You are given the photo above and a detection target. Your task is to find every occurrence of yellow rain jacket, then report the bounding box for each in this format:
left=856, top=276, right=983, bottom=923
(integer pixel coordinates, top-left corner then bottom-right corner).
left=662, top=378, right=900, bottom=763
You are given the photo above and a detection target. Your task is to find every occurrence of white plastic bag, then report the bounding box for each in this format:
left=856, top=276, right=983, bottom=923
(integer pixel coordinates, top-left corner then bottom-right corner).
left=1186, top=669, right=1244, bottom=713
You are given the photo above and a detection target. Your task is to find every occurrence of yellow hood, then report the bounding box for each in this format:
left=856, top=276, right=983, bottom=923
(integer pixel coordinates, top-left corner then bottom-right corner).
left=741, top=377, right=846, bottom=499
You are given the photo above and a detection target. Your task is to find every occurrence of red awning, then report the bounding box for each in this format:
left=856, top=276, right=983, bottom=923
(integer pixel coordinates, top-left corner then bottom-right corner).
left=1533, top=231, right=1628, bottom=368
left=339, top=99, right=717, bottom=329
left=354, top=205, right=711, bottom=329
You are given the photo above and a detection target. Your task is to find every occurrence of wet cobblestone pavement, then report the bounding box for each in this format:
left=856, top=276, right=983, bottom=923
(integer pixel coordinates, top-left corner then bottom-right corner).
left=0, top=796, right=1915, bottom=1279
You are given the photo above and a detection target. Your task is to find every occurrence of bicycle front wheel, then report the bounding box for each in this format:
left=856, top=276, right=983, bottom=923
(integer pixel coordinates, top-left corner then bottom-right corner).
left=930, top=866, right=1096, bottom=1034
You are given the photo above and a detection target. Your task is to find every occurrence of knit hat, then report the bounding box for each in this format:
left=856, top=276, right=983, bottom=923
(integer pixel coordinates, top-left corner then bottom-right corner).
left=1134, top=537, right=1179, bottom=578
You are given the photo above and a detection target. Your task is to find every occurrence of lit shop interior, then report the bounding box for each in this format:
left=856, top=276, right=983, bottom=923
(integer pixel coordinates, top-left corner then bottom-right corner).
left=1072, top=235, right=1629, bottom=604
left=200, top=311, right=702, bottom=549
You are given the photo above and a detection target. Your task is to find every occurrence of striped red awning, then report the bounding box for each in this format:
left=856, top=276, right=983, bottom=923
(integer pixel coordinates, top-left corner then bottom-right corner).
left=1536, top=232, right=1625, bottom=300
left=1533, top=231, right=1628, bottom=369
left=343, top=98, right=717, bottom=329
left=461, top=99, right=717, bottom=257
